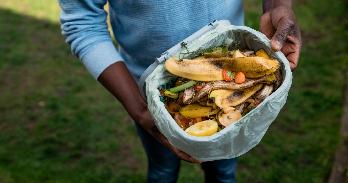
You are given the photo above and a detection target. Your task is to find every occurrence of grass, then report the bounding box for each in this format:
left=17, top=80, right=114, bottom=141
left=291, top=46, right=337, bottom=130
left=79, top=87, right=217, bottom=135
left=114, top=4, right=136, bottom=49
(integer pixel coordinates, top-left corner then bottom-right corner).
left=0, top=0, right=347, bottom=182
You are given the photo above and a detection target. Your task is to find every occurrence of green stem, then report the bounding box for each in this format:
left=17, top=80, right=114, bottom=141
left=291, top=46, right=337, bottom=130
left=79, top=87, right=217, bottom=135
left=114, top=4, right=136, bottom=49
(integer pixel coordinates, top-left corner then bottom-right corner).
left=169, top=80, right=197, bottom=93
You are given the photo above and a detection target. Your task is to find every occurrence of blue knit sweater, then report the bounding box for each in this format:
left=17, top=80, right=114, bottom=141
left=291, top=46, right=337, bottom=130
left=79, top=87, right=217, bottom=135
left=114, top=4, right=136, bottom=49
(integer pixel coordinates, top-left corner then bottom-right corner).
left=59, top=0, right=244, bottom=79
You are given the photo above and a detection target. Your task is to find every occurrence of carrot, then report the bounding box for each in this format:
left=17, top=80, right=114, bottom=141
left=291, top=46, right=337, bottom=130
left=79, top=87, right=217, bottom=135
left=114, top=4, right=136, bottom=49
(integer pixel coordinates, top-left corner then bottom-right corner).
left=222, top=69, right=235, bottom=81
left=234, top=72, right=246, bottom=84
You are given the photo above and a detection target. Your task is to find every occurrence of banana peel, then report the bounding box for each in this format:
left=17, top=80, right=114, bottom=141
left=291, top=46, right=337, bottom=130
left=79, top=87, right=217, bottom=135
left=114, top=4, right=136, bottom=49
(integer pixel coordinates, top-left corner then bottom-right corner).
left=165, top=57, right=224, bottom=81
left=221, top=84, right=263, bottom=107
left=185, top=120, right=218, bottom=136
left=229, top=57, right=279, bottom=78
left=264, top=73, right=277, bottom=83
left=256, top=49, right=271, bottom=59
left=209, top=90, right=233, bottom=109
left=179, top=104, right=219, bottom=118
left=165, top=56, right=279, bottom=81
left=209, top=83, right=263, bottom=110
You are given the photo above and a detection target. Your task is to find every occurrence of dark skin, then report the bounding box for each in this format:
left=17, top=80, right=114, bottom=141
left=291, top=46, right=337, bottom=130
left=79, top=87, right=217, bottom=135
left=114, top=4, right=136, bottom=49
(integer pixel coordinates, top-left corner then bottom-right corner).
left=261, top=0, right=302, bottom=70
left=98, top=62, right=199, bottom=163
left=98, top=0, right=301, bottom=163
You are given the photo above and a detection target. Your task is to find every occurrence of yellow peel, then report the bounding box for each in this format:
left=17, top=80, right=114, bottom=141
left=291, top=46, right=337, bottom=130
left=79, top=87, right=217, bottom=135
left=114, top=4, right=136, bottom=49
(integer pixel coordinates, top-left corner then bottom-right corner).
left=221, top=84, right=263, bottom=107
left=209, top=90, right=234, bottom=108
left=179, top=104, right=219, bottom=118
left=229, top=57, right=279, bottom=78
left=165, top=56, right=280, bottom=80
left=185, top=120, right=218, bottom=136
left=165, top=57, right=223, bottom=81
left=256, top=49, right=271, bottom=59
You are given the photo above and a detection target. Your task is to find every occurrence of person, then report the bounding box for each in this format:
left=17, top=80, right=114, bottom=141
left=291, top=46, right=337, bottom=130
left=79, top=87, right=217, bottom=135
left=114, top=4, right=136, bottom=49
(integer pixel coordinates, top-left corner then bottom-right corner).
left=58, top=0, right=301, bottom=182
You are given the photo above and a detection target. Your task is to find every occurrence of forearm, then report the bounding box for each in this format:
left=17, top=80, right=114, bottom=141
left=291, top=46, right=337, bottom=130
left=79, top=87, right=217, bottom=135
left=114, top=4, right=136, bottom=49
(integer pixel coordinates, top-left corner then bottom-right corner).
left=98, top=62, right=147, bottom=121
left=263, top=0, right=292, bottom=13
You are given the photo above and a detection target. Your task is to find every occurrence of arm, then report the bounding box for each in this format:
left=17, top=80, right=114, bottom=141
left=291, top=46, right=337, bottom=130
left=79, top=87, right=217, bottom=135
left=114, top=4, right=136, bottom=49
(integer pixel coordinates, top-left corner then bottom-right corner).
left=59, top=0, right=122, bottom=78
left=98, top=62, right=198, bottom=163
left=261, top=0, right=302, bottom=70
left=58, top=0, right=198, bottom=163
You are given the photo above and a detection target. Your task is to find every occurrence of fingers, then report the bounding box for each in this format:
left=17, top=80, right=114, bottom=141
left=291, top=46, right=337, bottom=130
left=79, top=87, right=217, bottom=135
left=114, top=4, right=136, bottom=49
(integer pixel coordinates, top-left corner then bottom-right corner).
left=271, top=17, right=295, bottom=51
left=287, top=34, right=301, bottom=46
left=162, top=138, right=200, bottom=163
left=280, top=36, right=301, bottom=70
left=287, top=52, right=298, bottom=70
left=139, top=109, right=200, bottom=163
left=260, top=6, right=301, bottom=70
left=156, top=132, right=200, bottom=163
left=270, top=16, right=301, bottom=70
left=173, top=148, right=200, bottom=163
left=259, top=12, right=274, bottom=39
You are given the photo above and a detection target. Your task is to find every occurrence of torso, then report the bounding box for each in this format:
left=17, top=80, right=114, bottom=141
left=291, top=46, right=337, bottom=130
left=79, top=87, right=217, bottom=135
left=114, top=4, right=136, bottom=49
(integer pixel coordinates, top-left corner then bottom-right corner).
left=108, top=0, right=244, bottom=78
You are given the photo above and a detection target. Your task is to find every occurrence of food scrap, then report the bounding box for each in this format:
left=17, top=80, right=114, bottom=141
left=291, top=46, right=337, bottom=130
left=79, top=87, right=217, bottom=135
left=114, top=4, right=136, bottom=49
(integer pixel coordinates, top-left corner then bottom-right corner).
left=160, top=47, right=282, bottom=137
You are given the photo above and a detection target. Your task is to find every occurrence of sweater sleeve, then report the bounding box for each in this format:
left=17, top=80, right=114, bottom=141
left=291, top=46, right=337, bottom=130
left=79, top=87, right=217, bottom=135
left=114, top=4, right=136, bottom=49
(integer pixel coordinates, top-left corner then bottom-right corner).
left=58, top=0, right=123, bottom=79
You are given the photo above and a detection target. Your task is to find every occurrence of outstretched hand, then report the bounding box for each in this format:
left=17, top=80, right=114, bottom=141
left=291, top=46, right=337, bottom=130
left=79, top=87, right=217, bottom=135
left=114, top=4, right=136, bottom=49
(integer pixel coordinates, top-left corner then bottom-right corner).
left=260, top=5, right=302, bottom=70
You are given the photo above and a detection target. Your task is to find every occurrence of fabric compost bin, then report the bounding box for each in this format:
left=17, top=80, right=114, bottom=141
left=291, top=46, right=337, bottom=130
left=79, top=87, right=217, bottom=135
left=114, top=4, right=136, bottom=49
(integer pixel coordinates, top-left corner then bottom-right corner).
left=138, top=20, right=292, bottom=162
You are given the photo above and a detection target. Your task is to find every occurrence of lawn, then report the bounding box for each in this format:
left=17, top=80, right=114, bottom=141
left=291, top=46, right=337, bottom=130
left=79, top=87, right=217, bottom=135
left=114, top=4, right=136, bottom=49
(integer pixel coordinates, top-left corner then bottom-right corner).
left=0, top=0, right=347, bottom=182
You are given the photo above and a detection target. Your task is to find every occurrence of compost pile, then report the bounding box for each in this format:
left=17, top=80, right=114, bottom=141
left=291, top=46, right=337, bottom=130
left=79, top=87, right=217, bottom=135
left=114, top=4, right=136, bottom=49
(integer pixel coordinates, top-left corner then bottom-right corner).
left=160, top=47, right=282, bottom=137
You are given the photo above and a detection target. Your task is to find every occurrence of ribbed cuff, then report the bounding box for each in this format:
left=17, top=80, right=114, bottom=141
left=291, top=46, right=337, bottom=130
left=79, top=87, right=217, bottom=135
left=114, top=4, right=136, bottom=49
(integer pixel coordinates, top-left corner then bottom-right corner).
left=81, top=41, right=124, bottom=79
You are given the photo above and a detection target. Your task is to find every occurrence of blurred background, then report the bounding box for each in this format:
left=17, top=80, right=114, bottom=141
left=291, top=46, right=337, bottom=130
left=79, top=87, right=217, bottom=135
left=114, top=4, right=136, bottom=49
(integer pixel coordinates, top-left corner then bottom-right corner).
left=0, top=0, right=348, bottom=182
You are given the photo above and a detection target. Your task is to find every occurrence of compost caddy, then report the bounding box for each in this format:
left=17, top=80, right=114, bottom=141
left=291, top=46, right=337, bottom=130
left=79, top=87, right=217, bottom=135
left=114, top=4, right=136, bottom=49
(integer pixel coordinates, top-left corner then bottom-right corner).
left=138, top=20, right=292, bottom=162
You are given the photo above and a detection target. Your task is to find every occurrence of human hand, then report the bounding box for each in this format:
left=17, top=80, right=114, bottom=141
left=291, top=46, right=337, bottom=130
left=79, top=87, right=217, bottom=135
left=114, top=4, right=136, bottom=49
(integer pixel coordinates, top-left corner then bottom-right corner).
left=97, top=57, right=199, bottom=163
left=135, top=106, right=200, bottom=163
left=260, top=5, right=302, bottom=70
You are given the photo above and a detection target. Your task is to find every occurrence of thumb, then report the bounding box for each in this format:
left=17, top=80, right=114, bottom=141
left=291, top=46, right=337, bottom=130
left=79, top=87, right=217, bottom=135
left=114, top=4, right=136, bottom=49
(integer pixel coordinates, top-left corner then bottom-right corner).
left=271, top=17, right=295, bottom=51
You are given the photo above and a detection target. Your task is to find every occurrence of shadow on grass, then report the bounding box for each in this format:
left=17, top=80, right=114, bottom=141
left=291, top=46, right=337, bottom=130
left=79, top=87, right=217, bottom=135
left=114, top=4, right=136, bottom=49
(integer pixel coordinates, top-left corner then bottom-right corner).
left=0, top=7, right=205, bottom=183
left=0, top=7, right=149, bottom=183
